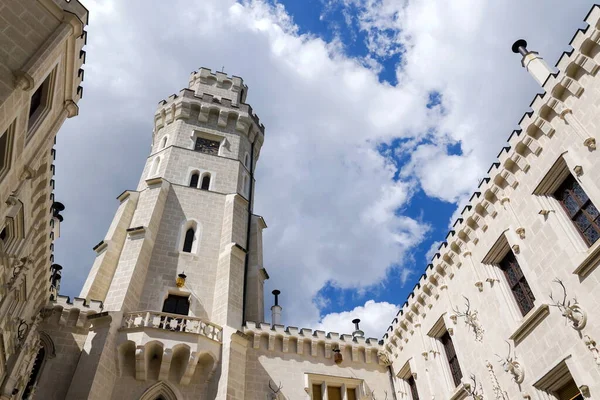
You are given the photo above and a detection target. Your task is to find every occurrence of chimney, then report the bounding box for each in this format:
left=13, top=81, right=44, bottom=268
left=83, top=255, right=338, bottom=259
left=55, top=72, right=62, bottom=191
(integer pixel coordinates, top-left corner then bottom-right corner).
left=271, top=290, right=282, bottom=326
left=352, top=318, right=364, bottom=338
left=512, top=39, right=552, bottom=86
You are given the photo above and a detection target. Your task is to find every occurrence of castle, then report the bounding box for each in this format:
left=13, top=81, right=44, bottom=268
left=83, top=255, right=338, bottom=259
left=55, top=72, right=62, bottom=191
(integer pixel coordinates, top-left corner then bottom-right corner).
left=2, top=1, right=600, bottom=399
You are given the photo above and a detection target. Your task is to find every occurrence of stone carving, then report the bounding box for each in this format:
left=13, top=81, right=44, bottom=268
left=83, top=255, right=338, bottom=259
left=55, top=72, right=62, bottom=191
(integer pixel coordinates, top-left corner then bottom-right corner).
left=486, top=362, right=508, bottom=400
left=451, top=296, right=484, bottom=342
left=268, top=380, right=283, bottom=400
left=496, top=341, right=524, bottom=384
left=584, top=335, right=600, bottom=366
left=549, top=279, right=587, bottom=330
left=377, top=349, right=392, bottom=366
left=464, top=374, right=484, bottom=400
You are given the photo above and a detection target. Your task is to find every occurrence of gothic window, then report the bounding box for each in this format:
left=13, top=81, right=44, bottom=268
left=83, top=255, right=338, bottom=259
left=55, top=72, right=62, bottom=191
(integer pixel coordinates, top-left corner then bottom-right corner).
left=182, top=228, right=195, bottom=253
left=200, top=173, right=211, bottom=190
left=189, top=173, right=199, bottom=188
left=160, top=136, right=168, bottom=149
left=28, top=70, right=55, bottom=134
left=554, top=174, right=600, bottom=246
left=162, top=295, right=190, bottom=316
left=0, top=122, right=14, bottom=181
left=194, top=137, right=220, bottom=155
left=499, top=251, right=535, bottom=316
left=441, top=331, right=462, bottom=387
left=244, top=152, right=250, bottom=169
left=407, top=375, right=419, bottom=400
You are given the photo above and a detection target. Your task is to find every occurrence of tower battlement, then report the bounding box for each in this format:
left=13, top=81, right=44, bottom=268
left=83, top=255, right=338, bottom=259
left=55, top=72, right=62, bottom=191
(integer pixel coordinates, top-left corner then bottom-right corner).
left=188, top=67, right=248, bottom=106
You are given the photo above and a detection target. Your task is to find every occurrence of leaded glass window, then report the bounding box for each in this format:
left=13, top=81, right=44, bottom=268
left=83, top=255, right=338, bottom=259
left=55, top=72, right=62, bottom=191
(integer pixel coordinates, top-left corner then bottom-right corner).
left=499, top=251, right=535, bottom=316
left=554, top=174, right=600, bottom=246
left=194, top=137, right=220, bottom=155
left=441, top=331, right=462, bottom=387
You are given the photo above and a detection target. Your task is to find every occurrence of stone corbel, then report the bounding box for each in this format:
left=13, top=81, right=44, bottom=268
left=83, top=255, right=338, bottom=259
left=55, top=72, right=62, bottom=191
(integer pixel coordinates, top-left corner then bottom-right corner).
left=64, top=100, right=79, bottom=118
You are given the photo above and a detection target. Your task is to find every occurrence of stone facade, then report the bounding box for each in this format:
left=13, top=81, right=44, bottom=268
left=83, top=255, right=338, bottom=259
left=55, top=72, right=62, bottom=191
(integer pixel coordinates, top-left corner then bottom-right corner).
left=14, top=3, right=600, bottom=400
left=0, top=0, right=88, bottom=398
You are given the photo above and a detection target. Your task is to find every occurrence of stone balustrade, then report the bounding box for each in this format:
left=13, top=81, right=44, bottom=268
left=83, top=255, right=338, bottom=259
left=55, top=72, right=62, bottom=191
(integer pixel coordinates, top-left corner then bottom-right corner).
left=121, top=311, right=222, bottom=343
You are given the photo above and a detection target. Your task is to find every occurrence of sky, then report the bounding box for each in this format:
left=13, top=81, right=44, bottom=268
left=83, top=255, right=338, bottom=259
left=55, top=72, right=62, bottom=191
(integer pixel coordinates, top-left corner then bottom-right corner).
left=53, top=0, right=597, bottom=338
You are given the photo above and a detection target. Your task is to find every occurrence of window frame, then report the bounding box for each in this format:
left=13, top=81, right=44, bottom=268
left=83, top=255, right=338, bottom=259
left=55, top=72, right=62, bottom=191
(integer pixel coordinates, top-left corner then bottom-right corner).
left=305, top=374, right=364, bottom=400
left=27, top=68, right=57, bottom=137
left=498, top=250, right=536, bottom=317
left=554, top=174, right=600, bottom=247
left=440, top=331, right=462, bottom=387
left=0, top=120, right=15, bottom=183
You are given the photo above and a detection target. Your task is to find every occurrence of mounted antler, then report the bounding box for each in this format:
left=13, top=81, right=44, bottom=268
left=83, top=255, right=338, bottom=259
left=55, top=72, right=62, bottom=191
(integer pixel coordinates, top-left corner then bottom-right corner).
left=451, top=296, right=484, bottom=341
left=495, top=340, right=524, bottom=384
left=549, top=278, right=587, bottom=330
left=465, top=374, right=484, bottom=400
left=268, top=380, right=282, bottom=399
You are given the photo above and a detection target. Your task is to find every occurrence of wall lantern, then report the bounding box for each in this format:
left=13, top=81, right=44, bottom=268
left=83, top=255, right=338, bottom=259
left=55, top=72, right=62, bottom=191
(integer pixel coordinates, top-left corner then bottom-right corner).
left=176, top=272, right=187, bottom=288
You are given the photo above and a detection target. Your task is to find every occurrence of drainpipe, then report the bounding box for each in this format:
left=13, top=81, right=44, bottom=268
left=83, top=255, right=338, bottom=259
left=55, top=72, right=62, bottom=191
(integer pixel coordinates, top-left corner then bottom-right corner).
left=241, top=139, right=255, bottom=325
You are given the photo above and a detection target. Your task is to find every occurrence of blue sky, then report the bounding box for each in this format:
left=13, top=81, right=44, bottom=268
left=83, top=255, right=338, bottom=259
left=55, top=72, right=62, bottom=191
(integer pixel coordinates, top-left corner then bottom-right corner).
left=54, top=0, right=597, bottom=337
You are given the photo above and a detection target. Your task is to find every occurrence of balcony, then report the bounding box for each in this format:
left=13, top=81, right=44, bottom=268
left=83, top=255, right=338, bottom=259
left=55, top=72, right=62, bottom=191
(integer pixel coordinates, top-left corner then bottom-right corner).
left=118, top=311, right=222, bottom=385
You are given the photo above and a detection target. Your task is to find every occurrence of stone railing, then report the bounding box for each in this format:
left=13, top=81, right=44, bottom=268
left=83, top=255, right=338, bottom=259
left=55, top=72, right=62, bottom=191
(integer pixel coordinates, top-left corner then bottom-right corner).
left=121, top=311, right=222, bottom=343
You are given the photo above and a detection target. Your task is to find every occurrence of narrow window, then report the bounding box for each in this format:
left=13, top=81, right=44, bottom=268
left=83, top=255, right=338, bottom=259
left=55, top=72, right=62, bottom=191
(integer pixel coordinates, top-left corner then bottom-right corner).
left=189, top=173, right=199, bottom=188
left=441, top=331, right=462, bottom=387
left=160, top=136, right=168, bottom=149
left=407, top=375, right=419, bottom=400
left=200, top=174, right=210, bottom=190
left=499, top=251, right=535, bottom=316
left=22, top=346, right=46, bottom=398
left=244, top=153, right=250, bottom=169
left=194, top=137, right=220, bottom=155
left=28, top=71, right=54, bottom=133
left=243, top=174, right=249, bottom=196
left=326, top=387, right=342, bottom=400
left=0, top=123, right=14, bottom=181
left=182, top=228, right=195, bottom=253
left=554, top=174, right=600, bottom=246
left=347, top=388, right=357, bottom=400
left=312, top=384, right=323, bottom=400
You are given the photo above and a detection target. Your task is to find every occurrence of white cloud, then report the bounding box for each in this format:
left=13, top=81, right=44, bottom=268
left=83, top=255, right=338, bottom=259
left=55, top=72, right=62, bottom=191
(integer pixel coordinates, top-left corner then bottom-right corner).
left=53, top=0, right=597, bottom=337
left=318, top=300, right=398, bottom=338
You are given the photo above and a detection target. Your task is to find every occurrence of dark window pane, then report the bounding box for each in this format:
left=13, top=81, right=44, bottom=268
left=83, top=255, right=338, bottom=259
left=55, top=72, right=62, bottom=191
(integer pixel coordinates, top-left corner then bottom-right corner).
left=555, top=174, right=600, bottom=246
left=201, top=175, right=210, bottom=190
left=189, top=173, right=199, bottom=188
left=194, top=137, right=220, bottom=155
left=499, top=251, right=535, bottom=316
left=441, top=331, right=462, bottom=386
left=183, top=228, right=194, bottom=252
left=407, top=375, right=420, bottom=400
left=22, top=346, right=45, bottom=398
left=29, top=84, right=44, bottom=118
left=0, top=129, right=7, bottom=171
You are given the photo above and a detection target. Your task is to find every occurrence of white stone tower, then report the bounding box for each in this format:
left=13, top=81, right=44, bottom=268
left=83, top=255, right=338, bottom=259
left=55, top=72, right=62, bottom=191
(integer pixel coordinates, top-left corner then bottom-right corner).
left=68, top=68, right=268, bottom=399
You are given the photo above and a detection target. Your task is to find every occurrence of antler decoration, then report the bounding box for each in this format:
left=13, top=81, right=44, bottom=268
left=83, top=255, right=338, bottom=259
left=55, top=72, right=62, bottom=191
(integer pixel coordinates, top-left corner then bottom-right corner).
left=495, top=341, right=524, bottom=384
left=549, top=278, right=587, bottom=330
left=451, top=296, right=484, bottom=342
left=464, top=374, right=484, bottom=400
left=268, top=380, right=283, bottom=399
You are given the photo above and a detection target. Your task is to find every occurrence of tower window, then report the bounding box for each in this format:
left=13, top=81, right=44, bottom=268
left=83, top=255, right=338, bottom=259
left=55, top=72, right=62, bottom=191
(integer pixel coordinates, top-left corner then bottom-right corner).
left=200, top=173, right=211, bottom=190
left=0, top=123, right=14, bottom=181
left=151, top=157, right=161, bottom=177
left=499, top=251, right=535, bottom=316
left=244, top=153, right=250, bottom=169
left=28, top=70, right=55, bottom=135
left=554, top=174, right=600, bottom=246
left=194, top=137, right=220, bottom=155
left=182, top=228, right=195, bottom=253
left=160, top=136, right=168, bottom=149
left=189, top=173, right=199, bottom=188
left=243, top=174, right=249, bottom=196
left=441, top=331, right=462, bottom=387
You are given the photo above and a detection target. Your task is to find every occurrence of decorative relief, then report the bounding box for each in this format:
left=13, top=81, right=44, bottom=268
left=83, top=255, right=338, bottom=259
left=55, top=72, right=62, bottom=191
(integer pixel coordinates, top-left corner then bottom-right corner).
left=584, top=335, right=600, bottom=366
left=549, top=279, right=587, bottom=330
left=451, top=296, right=484, bottom=342
left=496, top=341, right=524, bottom=384
left=486, top=362, right=508, bottom=400
left=464, top=375, right=484, bottom=400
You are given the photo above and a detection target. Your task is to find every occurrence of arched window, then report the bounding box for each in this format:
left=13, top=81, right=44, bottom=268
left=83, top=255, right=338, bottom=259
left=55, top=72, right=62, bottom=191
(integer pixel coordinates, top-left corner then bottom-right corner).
left=189, top=173, right=199, bottom=188
left=160, top=136, right=168, bottom=149
left=200, top=173, right=211, bottom=190
left=151, top=157, right=161, bottom=176
left=244, top=153, right=250, bottom=169
left=182, top=228, right=195, bottom=253
left=243, top=174, right=250, bottom=196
